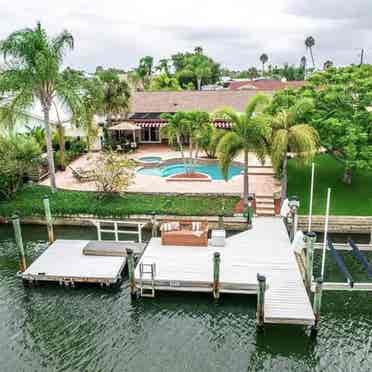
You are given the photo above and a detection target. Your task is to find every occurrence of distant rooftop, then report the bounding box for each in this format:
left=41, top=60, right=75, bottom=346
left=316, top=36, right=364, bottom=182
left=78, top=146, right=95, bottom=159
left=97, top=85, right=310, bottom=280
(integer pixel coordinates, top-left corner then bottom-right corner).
left=228, top=79, right=306, bottom=91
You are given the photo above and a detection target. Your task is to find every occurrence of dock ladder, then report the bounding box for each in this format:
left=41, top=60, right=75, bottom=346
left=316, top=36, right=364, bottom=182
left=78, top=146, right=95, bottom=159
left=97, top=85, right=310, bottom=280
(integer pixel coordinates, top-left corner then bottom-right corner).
left=139, top=263, right=156, bottom=298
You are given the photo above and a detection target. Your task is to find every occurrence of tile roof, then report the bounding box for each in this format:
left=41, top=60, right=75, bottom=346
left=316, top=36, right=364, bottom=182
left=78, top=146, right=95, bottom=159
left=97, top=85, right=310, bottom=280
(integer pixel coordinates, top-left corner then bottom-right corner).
left=129, top=90, right=269, bottom=114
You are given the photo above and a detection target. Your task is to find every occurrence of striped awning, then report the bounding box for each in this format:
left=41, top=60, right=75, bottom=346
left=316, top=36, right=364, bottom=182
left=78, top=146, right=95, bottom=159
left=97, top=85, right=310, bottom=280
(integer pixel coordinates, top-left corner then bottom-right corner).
left=132, top=119, right=232, bottom=129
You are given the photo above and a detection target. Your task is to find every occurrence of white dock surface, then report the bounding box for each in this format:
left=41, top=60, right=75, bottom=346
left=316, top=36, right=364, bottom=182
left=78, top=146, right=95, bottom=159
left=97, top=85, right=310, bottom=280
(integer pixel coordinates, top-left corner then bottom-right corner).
left=135, top=218, right=315, bottom=325
left=23, top=240, right=126, bottom=284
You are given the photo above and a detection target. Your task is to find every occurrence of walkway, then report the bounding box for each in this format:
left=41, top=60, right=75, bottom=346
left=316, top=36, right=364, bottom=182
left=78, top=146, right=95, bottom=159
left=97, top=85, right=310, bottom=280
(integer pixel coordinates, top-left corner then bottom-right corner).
left=135, top=217, right=315, bottom=326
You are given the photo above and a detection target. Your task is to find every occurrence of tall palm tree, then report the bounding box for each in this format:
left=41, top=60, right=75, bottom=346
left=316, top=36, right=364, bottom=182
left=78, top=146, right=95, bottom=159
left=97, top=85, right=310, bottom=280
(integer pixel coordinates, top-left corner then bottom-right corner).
left=270, top=98, right=319, bottom=202
left=260, top=54, right=269, bottom=75
left=305, top=36, right=316, bottom=69
left=216, top=94, right=271, bottom=206
left=0, top=22, right=81, bottom=191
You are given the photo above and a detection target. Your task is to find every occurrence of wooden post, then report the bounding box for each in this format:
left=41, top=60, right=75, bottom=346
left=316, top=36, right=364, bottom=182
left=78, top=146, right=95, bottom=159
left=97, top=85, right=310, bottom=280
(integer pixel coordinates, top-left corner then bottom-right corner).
left=212, top=252, right=221, bottom=299
left=151, top=212, right=157, bottom=238
left=43, top=196, right=54, bottom=244
left=305, top=232, right=317, bottom=292
left=11, top=215, right=27, bottom=272
left=126, top=248, right=136, bottom=297
left=218, top=214, right=224, bottom=230
left=369, top=226, right=372, bottom=246
left=311, top=278, right=323, bottom=335
left=256, top=274, right=266, bottom=329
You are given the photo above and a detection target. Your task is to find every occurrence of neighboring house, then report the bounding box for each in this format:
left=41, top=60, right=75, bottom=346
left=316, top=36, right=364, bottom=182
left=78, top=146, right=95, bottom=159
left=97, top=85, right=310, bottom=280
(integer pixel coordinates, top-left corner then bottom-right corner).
left=110, top=90, right=270, bottom=144
left=227, top=79, right=305, bottom=91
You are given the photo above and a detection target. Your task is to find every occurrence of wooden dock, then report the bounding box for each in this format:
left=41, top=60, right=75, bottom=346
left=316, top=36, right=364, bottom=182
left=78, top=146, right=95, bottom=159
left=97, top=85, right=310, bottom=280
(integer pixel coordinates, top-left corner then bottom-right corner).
left=134, top=217, right=315, bottom=326
left=22, top=240, right=140, bottom=285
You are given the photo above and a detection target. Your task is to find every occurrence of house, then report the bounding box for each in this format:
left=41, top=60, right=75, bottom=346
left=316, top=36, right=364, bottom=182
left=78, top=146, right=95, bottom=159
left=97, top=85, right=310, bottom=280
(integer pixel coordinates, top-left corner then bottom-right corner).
left=227, top=79, right=305, bottom=91
left=110, top=90, right=272, bottom=144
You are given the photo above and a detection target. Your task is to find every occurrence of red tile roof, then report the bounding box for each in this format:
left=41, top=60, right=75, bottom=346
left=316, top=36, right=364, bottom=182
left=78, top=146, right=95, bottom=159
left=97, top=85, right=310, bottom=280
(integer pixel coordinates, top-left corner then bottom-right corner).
left=228, top=79, right=306, bottom=91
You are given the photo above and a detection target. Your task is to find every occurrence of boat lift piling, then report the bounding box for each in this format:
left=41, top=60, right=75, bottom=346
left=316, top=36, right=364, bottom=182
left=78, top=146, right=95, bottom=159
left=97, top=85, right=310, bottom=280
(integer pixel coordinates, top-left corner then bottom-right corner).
left=43, top=196, right=55, bottom=244
left=212, top=252, right=221, bottom=299
left=304, top=232, right=317, bottom=292
left=256, top=274, right=266, bottom=331
left=126, top=248, right=136, bottom=297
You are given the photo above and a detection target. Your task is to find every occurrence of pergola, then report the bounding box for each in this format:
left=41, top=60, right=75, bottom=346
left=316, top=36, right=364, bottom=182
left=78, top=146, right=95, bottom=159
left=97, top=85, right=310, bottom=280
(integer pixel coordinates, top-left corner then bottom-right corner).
left=108, top=121, right=141, bottom=143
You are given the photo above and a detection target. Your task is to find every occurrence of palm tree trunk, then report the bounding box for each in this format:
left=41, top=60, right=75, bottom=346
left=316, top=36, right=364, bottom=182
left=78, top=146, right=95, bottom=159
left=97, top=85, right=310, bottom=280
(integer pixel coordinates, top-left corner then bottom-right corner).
left=310, top=48, right=315, bottom=69
left=57, top=123, right=65, bottom=170
left=280, top=155, right=288, bottom=202
left=262, top=62, right=265, bottom=75
left=343, top=168, right=352, bottom=184
left=243, top=149, right=249, bottom=206
left=42, top=106, right=57, bottom=192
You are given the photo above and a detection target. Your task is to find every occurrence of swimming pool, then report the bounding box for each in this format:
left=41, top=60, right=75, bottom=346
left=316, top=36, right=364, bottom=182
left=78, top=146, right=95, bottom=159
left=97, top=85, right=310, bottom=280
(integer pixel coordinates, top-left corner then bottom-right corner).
left=137, top=156, right=162, bottom=163
left=137, top=162, right=243, bottom=180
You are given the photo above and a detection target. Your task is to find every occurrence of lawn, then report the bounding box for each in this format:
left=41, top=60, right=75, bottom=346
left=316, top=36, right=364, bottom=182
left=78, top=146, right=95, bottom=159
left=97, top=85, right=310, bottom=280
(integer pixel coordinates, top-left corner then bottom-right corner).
left=0, top=185, right=239, bottom=218
left=288, top=154, right=372, bottom=216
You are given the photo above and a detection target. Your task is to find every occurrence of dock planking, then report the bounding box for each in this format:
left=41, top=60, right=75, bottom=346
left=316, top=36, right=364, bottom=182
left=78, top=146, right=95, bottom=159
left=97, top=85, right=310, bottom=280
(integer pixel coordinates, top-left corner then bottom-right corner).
left=22, top=240, right=128, bottom=285
left=135, top=217, right=315, bottom=326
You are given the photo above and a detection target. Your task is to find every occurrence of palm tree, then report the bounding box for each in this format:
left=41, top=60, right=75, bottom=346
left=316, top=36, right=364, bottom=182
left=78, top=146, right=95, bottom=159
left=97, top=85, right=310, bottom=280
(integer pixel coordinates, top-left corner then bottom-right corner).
left=216, top=94, right=271, bottom=205
left=270, top=98, right=319, bottom=202
left=185, top=55, right=212, bottom=90
left=156, top=59, right=170, bottom=75
left=98, top=70, right=131, bottom=133
left=0, top=22, right=81, bottom=191
left=137, top=56, right=154, bottom=89
left=305, top=36, right=316, bottom=69
left=260, top=54, right=269, bottom=75
left=300, top=56, right=307, bottom=70
left=323, top=60, right=334, bottom=70
left=160, top=112, right=188, bottom=170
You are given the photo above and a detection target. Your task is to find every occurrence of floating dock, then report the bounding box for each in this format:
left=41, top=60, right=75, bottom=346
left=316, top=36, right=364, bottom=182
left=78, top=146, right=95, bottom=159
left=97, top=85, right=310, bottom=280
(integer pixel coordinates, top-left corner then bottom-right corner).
left=135, top=217, right=315, bottom=326
left=22, top=240, right=144, bottom=286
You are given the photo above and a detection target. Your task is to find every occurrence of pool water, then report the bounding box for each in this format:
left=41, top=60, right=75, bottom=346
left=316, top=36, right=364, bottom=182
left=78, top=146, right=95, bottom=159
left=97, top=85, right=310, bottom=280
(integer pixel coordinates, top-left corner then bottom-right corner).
left=138, top=156, right=162, bottom=163
left=137, top=163, right=243, bottom=180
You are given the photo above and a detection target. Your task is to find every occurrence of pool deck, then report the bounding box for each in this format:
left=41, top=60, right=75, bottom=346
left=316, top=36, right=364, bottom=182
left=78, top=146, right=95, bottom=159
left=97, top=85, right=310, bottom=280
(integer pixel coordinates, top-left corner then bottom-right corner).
left=42, top=145, right=280, bottom=196
left=135, top=217, right=315, bottom=326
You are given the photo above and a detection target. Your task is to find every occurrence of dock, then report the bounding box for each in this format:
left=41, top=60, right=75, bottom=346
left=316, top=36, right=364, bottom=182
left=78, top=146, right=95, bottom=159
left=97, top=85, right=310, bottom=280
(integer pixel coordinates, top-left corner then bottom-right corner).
left=135, top=217, right=315, bottom=326
left=22, top=240, right=144, bottom=286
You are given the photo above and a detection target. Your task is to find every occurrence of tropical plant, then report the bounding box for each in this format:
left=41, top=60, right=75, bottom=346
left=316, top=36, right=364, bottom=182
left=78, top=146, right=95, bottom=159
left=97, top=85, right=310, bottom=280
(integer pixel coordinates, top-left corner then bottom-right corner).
left=93, top=151, right=135, bottom=196
left=184, top=55, right=213, bottom=90
left=156, top=59, right=171, bottom=75
left=0, top=22, right=82, bottom=191
left=323, top=60, right=334, bottom=70
left=260, top=54, right=269, bottom=74
left=269, top=98, right=319, bottom=201
left=216, top=94, right=271, bottom=205
left=149, top=74, right=182, bottom=91
left=99, top=70, right=131, bottom=125
left=0, top=134, right=41, bottom=199
left=197, top=125, right=225, bottom=159
left=137, top=56, right=154, bottom=89
left=305, top=36, right=316, bottom=69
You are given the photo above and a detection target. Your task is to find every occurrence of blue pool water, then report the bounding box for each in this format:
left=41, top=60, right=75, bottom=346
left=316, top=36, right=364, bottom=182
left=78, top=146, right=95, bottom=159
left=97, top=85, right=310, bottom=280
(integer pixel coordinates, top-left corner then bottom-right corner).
left=138, top=156, right=162, bottom=163
left=137, top=162, right=243, bottom=180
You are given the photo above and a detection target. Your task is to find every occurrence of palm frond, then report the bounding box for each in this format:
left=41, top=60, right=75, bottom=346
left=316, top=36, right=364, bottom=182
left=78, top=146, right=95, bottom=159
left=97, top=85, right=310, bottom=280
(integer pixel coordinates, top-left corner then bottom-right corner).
left=271, top=129, right=288, bottom=172
left=216, top=131, right=243, bottom=180
left=213, top=107, right=241, bottom=125
left=245, top=93, right=270, bottom=118
left=288, top=124, right=319, bottom=164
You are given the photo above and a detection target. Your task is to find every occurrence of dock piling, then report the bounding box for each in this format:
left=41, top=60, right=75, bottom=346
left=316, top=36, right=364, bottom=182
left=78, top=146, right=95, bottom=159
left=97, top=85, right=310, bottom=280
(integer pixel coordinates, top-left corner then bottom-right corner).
left=305, top=232, right=317, bottom=292
left=256, top=274, right=266, bottom=330
left=218, top=214, right=224, bottom=230
left=11, top=215, right=27, bottom=272
left=43, top=196, right=55, bottom=244
left=311, top=278, right=323, bottom=335
left=288, top=196, right=300, bottom=242
left=126, top=248, right=136, bottom=297
left=212, top=252, right=221, bottom=299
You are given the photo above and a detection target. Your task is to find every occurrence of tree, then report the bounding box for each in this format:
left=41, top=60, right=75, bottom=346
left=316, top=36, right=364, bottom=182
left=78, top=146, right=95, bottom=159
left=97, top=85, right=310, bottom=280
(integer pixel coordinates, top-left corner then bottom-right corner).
left=0, top=22, right=82, bottom=191
left=93, top=151, right=135, bottom=196
left=260, top=54, right=269, bottom=74
left=323, top=60, right=334, bottom=70
left=269, top=98, right=319, bottom=201
left=184, top=55, right=213, bottom=90
left=137, top=56, right=154, bottom=89
left=305, top=36, right=316, bottom=69
left=194, top=46, right=203, bottom=55
left=149, top=74, right=182, bottom=91
left=156, top=59, right=170, bottom=75
left=197, top=125, right=225, bottom=158
left=300, top=56, right=307, bottom=70
left=216, top=94, right=271, bottom=205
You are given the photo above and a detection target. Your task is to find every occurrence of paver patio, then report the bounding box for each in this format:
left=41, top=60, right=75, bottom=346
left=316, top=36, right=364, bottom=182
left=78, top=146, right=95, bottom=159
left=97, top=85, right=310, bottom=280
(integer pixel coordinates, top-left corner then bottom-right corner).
left=41, top=145, right=280, bottom=197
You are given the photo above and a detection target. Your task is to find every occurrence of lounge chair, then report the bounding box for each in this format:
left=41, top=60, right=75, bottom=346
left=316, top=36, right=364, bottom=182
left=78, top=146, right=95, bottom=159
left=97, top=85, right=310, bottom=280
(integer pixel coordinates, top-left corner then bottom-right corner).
left=69, top=166, right=95, bottom=182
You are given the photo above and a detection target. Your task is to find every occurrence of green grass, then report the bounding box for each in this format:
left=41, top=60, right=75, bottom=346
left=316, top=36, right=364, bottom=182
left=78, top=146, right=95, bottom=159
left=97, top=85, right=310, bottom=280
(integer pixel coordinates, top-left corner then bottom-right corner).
left=288, top=154, right=372, bottom=215
left=0, top=185, right=239, bottom=218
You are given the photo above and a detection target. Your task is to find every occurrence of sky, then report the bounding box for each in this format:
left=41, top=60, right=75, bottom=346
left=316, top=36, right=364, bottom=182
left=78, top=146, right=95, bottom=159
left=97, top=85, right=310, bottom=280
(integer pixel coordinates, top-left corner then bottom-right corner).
left=0, top=0, right=371, bottom=72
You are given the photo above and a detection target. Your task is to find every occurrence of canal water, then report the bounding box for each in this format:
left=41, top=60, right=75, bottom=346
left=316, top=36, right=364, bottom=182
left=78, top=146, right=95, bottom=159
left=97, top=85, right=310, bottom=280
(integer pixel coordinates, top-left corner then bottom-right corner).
left=0, top=224, right=371, bottom=372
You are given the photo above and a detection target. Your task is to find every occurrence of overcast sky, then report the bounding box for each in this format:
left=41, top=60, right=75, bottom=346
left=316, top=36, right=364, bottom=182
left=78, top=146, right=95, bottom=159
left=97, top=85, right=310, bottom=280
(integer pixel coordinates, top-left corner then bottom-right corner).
left=0, top=0, right=371, bottom=72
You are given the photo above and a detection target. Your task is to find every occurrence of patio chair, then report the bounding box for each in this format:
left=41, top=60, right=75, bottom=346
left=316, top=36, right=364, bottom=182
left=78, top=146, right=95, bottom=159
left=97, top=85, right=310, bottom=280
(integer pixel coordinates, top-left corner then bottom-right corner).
left=69, top=166, right=96, bottom=183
